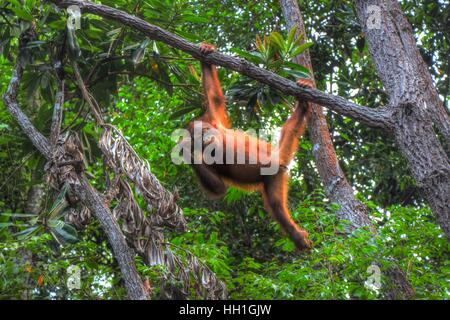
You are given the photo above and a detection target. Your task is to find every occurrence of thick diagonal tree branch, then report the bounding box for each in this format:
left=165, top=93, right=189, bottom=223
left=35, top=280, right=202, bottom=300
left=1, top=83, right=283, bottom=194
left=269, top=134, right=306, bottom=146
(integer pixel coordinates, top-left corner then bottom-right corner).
left=3, top=36, right=147, bottom=300
left=50, top=0, right=393, bottom=130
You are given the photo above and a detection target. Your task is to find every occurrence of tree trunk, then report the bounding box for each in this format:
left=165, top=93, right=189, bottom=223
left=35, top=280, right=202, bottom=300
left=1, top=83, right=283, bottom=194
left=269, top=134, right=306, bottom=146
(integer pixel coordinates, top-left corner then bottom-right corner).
left=25, top=184, right=45, bottom=215
left=3, top=40, right=148, bottom=299
left=354, top=0, right=450, bottom=240
left=280, top=0, right=414, bottom=299
left=280, top=0, right=372, bottom=229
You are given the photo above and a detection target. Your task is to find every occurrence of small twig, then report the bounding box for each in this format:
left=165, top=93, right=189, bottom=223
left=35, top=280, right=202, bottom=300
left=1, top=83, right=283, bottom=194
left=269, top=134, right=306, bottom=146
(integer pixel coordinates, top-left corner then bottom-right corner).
left=2, top=29, right=148, bottom=300
left=0, top=151, right=35, bottom=192
left=61, top=100, right=86, bottom=132
left=50, top=80, right=65, bottom=146
left=71, top=61, right=105, bottom=125
left=0, top=10, right=14, bottom=29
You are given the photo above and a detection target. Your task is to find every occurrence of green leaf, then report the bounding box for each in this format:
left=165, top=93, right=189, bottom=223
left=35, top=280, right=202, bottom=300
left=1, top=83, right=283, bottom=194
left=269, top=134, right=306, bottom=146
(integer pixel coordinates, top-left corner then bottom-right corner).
left=47, top=20, right=67, bottom=30
left=0, top=222, right=29, bottom=228
left=340, top=132, right=351, bottom=142
left=25, top=0, right=36, bottom=11
left=13, top=226, right=40, bottom=240
left=289, top=42, right=314, bottom=58
left=283, top=61, right=311, bottom=74
left=293, top=32, right=306, bottom=47
left=287, top=26, right=298, bottom=48
left=53, top=224, right=78, bottom=243
left=269, top=31, right=285, bottom=52
left=281, top=67, right=310, bottom=79
left=11, top=8, right=33, bottom=21
left=175, top=29, right=200, bottom=42
left=132, top=39, right=151, bottom=65
left=231, top=49, right=264, bottom=65
left=180, top=14, right=209, bottom=23
left=25, top=41, right=46, bottom=49
left=0, top=213, right=37, bottom=218
left=47, top=183, right=69, bottom=219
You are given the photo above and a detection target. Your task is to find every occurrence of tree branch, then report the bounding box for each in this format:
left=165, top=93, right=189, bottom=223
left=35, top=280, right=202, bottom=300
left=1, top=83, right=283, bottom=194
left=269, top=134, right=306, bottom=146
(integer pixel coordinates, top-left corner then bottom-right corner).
left=280, top=0, right=372, bottom=229
left=2, top=38, right=147, bottom=300
left=50, top=0, right=394, bottom=130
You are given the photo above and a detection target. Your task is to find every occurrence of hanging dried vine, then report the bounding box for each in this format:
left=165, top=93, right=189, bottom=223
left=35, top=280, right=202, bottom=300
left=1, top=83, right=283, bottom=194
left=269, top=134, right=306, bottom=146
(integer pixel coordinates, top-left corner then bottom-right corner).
left=100, top=125, right=186, bottom=231
left=70, top=60, right=226, bottom=299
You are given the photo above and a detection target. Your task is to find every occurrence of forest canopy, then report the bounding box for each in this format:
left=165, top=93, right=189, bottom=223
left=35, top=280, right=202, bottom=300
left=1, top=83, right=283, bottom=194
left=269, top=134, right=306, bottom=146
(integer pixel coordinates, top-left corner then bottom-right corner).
left=0, top=0, right=448, bottom=300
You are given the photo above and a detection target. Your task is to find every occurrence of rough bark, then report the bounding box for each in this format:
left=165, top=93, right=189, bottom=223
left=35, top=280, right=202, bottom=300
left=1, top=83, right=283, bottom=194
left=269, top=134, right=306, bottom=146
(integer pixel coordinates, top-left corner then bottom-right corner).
left=3, top=40, right=147, bottom=300
left=50, top=0, right=393, bottom=130
left=281, top=0, right=414, bottom=299
left=25, top=183, right=45, bottom=215
left=49, top=0, right=448, bottom=239
left=71, top=177, right=148, bottom=300
left=280, top=0, right=372, bottom=229
left=21, top=173, right=45, bottom=300
left=354, top=0, right=450, bottom=240
left=384, top=264, right=415, bottom=300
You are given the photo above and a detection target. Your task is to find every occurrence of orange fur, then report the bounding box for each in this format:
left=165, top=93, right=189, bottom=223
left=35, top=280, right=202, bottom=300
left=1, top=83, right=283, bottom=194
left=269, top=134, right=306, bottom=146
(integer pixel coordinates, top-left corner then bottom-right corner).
left=185, top=43, right=313, bottom=250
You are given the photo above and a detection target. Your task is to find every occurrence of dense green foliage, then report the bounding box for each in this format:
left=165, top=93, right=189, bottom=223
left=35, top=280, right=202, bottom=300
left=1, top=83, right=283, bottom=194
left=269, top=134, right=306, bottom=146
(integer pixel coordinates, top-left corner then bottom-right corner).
left=0, top=0, right=448, bottom=299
